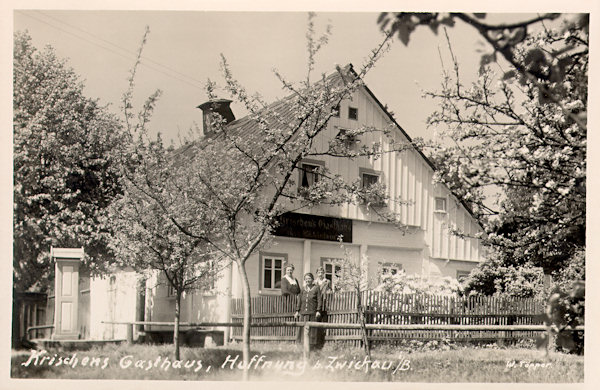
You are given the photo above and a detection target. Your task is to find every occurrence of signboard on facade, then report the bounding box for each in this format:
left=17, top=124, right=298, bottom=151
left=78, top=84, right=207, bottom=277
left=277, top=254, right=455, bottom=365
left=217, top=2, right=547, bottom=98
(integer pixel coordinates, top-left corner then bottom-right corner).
left=274, top=212, right=352, bottom=243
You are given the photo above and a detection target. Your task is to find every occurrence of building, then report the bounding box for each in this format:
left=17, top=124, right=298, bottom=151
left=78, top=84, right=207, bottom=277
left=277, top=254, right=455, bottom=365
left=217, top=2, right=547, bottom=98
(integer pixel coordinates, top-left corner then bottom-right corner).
left=32, top=66, right=485, bottom=344
left=142, top=65, right=486, bottom=341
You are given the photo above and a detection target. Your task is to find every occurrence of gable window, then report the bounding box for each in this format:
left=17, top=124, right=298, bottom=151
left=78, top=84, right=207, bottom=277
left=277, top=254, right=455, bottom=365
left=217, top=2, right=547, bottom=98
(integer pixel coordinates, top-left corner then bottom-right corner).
left=260, top=253, right=285, bottom=290
left=298, top=160, right=325, bottom=190
left=321, top=258, right=342, bottom=291
left=348, top=107, right=358, bottom=120
left=332, top=104, right=340, bottom=117
left=359, top=168, right=385, bottom=206
left=336, top=128, right=358, bottom=148
left=362, top=172, right=380, bottom=189
left=434, top=197, right=447, bottom=213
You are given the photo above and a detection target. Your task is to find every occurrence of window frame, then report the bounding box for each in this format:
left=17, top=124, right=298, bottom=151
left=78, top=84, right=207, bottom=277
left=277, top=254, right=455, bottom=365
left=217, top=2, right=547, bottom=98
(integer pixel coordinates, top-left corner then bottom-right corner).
left=434, top=197, right=447, bottom=213
left=320, top=257, right=343, bottom=291
left=259, top=252, right=287, bottom=292
left=332, top=103, right=340, bottom=118
left=381, top=262, right=403, bottom=277
left=298, top=159, right=325, bottom=191
left=456, top=270, right=470, bottom=284
left=167, top=283, right=176, bottom=298
left=359, top=167, right=385, bottom=207
left=336, top=127, right=358, bottom=149
left=348, top=106, right=358, bottom=121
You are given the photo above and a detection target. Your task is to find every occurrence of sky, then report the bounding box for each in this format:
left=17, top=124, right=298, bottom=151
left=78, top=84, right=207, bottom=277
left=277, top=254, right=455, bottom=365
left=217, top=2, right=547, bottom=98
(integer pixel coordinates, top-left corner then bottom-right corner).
left=11, top=9, right=533, bottom=144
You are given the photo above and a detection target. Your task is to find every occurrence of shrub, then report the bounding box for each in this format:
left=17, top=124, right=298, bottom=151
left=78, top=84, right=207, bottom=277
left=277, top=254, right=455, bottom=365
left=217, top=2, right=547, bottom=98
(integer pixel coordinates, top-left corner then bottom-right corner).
left=537, top=280, right=584, bottom=355
left=375, top=270, right=462, bottom=296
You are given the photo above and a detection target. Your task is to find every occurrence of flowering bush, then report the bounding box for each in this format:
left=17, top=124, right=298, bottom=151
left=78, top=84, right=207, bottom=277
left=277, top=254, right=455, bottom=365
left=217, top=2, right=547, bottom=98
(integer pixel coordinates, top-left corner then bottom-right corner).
left=375, top=270, right=462, bottom=296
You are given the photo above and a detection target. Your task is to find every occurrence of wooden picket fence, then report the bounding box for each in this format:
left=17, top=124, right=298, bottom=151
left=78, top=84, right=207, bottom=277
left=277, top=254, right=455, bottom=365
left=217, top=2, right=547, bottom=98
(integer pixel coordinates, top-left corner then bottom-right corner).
left=230, top=291, right=545, bottom=346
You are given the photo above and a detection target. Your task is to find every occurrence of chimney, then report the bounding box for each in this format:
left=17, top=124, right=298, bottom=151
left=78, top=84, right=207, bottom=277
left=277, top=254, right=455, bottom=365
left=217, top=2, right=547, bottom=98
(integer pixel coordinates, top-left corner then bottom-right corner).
left=197, top=99, right=235, bottom=136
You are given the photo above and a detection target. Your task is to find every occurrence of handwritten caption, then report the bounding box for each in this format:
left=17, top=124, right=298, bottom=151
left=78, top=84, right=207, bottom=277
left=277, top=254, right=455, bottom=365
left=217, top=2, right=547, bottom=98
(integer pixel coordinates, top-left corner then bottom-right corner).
left=505, top=360, right=552, bottom=371
left=21, top=350, right=411, bottom=376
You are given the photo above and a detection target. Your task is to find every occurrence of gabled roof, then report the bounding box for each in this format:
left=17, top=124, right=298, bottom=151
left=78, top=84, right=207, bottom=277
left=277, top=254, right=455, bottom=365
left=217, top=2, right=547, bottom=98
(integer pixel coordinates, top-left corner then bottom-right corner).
left=176, top=63, right=478, bottom=221
left=343, top=64, right=478, bottom=218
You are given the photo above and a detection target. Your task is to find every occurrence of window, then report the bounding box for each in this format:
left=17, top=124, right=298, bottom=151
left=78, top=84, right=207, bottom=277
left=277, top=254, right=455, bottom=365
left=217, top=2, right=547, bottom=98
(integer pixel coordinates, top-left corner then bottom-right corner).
left=321, top=258, right=342, bottom=290
left=456, top=270, right=470, bottom=283
left=261, top=254, right=285, bottom=290
left=348, top=107, right=358, bottom=120
left=359, top=168, right=385, bottom=206
left=332, top=104, right=340, bottom=117
left=200, top=259, right=217, bottom=291
left=434, top=197, right=447, bottom=213
left=336, top=128, right=358, bottom=148
left=362, top=173, right=379, bottom=189
left=381, top=263, right=402, bottom=276
left=298, top=160, right=324, bottom=190
left=167, top=283, right=176, bottom=297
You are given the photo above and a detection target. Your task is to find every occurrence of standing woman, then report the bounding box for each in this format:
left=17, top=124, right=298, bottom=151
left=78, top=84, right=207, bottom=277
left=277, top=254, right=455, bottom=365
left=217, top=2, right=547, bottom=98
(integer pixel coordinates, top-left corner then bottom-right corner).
left=294, top=273, right=323, bottom=347
left=314, top=267, right=331, bottom=349
left=280, top=264, right=300, bottom=297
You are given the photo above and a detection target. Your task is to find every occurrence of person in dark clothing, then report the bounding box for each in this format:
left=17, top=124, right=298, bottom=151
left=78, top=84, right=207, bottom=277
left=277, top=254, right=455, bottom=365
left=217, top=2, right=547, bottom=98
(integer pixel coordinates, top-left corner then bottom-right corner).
left=294, top=273, right=323, bottom=347
left=280, top=264, right=301, bottom=297
left=314, top=266, right=331, bottom=349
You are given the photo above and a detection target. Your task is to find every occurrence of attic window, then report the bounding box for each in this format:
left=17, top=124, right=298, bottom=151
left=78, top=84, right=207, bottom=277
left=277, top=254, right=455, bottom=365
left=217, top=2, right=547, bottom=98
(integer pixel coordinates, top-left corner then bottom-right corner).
left=434, top=197, right=447, bottom=213
left=348, top=107, right=358, bottom=120
left=332, top=104, right=340, bottom=118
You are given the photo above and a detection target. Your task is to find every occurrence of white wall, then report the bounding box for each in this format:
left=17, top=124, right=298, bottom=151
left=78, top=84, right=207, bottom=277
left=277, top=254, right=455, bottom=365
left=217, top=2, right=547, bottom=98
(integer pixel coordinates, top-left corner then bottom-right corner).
left=89, top=270, right=138, bottom=340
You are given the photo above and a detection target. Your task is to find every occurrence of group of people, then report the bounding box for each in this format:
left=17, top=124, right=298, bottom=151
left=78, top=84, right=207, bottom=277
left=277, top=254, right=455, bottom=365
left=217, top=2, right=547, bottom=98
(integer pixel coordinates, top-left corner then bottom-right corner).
left=280, top=264, right=332, bottom=348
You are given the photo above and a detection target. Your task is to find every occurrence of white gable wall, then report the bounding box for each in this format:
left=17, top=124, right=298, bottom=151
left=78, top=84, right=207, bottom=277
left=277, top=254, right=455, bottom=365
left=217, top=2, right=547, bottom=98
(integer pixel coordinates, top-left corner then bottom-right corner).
left=300, top=87, right=484, bottom=264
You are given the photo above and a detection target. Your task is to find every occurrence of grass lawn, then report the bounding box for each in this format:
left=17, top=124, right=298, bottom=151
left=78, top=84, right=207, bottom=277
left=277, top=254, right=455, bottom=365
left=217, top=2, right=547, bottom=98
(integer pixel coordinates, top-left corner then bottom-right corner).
left=10, top=342, right=583, bottom=382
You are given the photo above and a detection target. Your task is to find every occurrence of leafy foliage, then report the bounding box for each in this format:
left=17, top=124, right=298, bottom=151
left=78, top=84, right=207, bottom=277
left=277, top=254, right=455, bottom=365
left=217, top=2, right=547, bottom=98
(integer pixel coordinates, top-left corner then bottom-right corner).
left=13, top=31, right=124, bottom=291
left=537, top=281, right=584, bottom=355
left=462, top=256, right=545, bottom=299
left=381, top=14, right=587, bottom=276
left=101, top=14, right=404, bottom=374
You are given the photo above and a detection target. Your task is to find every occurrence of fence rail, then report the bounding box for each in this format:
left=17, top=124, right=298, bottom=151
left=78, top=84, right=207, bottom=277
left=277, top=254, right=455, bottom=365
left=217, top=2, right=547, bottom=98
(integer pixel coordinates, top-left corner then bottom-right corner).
left=230, top=291, right=546, bottom=345
left=102, top=320, right=584, bottom=359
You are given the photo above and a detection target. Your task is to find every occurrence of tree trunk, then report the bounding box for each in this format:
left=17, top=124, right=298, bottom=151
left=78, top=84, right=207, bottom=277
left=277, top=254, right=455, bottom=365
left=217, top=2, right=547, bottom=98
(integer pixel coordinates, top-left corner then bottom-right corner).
left=174, top=292, right=181, bottom=360
left=237, top=261, right=252, bottom=381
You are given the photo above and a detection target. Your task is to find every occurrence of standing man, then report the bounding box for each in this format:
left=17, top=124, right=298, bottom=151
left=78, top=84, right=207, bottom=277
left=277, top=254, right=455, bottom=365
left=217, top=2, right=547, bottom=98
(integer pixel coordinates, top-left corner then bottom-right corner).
left=295, top=273, right=323, bottom=348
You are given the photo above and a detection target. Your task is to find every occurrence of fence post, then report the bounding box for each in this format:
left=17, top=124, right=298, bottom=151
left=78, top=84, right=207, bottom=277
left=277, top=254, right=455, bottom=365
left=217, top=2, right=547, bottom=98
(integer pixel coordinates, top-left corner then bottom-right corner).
left=303, top=324, right=310, bottom=360
left=126, top=323, right=133, bottom=344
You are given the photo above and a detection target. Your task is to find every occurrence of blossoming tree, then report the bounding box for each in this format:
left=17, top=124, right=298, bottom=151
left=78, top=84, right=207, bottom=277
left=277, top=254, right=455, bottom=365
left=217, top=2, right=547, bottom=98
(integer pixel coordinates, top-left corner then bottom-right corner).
left=13, top=32, right=123, bottom=292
